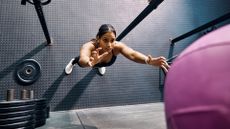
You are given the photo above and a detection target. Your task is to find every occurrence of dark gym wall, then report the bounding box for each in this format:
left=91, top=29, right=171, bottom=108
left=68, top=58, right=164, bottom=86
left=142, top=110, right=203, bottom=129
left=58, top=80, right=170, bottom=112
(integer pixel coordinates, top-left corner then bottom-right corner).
left=0, top=0, right=230, bottom=111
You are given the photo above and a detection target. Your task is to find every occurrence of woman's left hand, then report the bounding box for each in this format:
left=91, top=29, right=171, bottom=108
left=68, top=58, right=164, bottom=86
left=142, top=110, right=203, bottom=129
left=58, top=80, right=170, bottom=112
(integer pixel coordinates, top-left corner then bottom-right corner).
left=146, top=55, right=170, bottom=73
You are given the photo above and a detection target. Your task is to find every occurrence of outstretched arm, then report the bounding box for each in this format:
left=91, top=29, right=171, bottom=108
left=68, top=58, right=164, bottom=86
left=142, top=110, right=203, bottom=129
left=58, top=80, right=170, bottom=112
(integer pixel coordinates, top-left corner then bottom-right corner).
left=78, top=42, right=93, bottom=67
left=116, top=42, right=170, bottom=70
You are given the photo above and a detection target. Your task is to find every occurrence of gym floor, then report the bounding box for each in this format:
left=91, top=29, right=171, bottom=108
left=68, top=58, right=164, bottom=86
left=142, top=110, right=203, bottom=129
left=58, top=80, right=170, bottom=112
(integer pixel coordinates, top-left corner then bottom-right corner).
left=37, top=103, right=166, bottom=129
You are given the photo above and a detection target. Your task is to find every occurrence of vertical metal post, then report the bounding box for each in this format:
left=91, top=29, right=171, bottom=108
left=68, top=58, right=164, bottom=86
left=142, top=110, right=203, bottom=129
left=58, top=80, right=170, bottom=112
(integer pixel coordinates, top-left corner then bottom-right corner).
left=33, top=0, right=53, bottom=45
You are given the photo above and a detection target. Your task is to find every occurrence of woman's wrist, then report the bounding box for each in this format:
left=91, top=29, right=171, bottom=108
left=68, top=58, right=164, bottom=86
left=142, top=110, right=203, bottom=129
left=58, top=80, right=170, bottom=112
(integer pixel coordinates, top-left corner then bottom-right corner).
left=145, top=56, right=150, bottom=65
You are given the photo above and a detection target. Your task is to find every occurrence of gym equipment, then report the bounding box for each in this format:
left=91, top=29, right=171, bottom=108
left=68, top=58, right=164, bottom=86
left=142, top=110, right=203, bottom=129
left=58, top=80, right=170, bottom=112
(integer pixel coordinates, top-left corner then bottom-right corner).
left=0, top=100, right=35, bottom=108
left=168, top=11, right=230, bottom=61
left=0, top=110, right=35, bottom=119
left=0, top=105, right=35, bottom=113
left=34, top=98, right=48, bottom=128
left=14, top=59, right=41, bottom=86
left=159, top=11, right=230, bottom=93
left=21, top=0, right=51, bottom=6
left=165, top=24, right=230, bottom=129
left=0, top=99, right=36, bottom=129
left=0, top=89, right=50, bottom=129
left=117, top=0, right=164, bottom=41
left=0, top=114, right=34, bottom=125
left=21, top=0, right=53, bottom=45
left=6, top=89, right=15, bottom=101
left=21, top=89, right=28, bottom=100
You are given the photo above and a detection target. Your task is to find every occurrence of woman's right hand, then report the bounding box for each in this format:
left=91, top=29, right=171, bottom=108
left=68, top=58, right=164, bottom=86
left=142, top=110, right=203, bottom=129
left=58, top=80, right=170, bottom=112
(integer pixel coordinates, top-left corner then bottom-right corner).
left=88, top=47, right=110, bottom=67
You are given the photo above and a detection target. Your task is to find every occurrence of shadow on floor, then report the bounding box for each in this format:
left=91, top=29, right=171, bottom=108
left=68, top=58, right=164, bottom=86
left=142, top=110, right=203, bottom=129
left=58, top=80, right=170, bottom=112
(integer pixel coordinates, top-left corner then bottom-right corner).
left=54, top=69, right=97, bottom=111
left=42, top=71, right=66, bottom=103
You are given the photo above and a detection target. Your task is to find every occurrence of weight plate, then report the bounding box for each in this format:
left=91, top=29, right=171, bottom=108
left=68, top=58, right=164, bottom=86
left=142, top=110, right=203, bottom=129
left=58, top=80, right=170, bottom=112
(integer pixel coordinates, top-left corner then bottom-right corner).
left=0, top=115, right=33, bottom=125
left=35, top=117, right=46, bottom=123
left=35, top=110, right=46, bottom=120
left=46, top=106, right=50, bottom=118
left=34, top=98, right=47, bottom=104
left=0, top=100, right=35, bottom=108
left=35, top=119, right=46, bottom=128
left=0, top=110, right=34, bottom=119
left=16, top=124, right=35, bottom=129
left=35, top=98, right=47, bottom=110
left=34, top=107, right=49, bottom=119
left=36, top=104, right=47, bottom=110
left=14, top=59, right=41, bottom=86
left=0, top=119, right=34, bottom=129
left=0, top=105, right=35, bottom=113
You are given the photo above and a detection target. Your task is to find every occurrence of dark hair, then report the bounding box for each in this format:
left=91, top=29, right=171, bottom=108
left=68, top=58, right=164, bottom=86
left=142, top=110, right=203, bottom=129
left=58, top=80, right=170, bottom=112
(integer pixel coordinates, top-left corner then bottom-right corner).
left=96, top=24, right=116, bottom=38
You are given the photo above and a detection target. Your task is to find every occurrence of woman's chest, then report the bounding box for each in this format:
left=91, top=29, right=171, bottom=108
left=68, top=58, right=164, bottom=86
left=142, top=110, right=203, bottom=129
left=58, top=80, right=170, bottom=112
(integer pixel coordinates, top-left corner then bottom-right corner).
left=100, top=52, right=113, bottom=63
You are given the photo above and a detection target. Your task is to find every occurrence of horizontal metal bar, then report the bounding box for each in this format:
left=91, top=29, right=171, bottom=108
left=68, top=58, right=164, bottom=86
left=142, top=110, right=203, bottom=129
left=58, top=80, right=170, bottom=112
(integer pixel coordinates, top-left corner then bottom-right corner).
left=171, top=12, right=230, bottom=44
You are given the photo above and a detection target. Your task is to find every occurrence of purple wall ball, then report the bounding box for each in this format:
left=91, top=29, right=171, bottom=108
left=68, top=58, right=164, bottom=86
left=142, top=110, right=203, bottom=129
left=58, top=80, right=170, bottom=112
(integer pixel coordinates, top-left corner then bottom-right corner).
left=164, top=24, right=230, bottom=129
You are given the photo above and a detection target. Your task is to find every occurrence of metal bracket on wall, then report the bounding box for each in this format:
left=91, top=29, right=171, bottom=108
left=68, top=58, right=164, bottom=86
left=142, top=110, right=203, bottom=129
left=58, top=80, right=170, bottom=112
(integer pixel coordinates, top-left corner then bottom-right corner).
left=159, top=12, right=230, bottom=94
left=21, top=0, right=53, bottom=45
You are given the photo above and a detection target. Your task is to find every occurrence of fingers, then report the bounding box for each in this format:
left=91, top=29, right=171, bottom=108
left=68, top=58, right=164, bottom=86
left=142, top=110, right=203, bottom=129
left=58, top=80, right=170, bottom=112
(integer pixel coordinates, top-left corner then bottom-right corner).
left=88, top=57, right=95, bottom=67
left=162, top=60, right=170, bottom=69
left=148, top=55, right=165, bottom=66
left=96, top=47, right=102, bottom=52
left=157, top=56, right=166, bottom=62
left=88, top=61, right=93, bottom=67
left=99, top=51, right=109, bottom=59
left=89, top=57, right=94, bottom=62
left=92, top=47, right=109, bottom=58
left=159, top=59, right=170, bottom=71
left=92, top=47, right=102, bottom=58
left=91, top=51, right=97, bottom=58
left=148, top=55, right=171, bottom=71
left=97, top=47, right=110, bottom=60
left=161, top=65, right=168, bottom=73
left=164, top=62, right=170, bottom=69
left=159, top=56, right=166, bottom=60
left=90, top=48, right=110, bottom=66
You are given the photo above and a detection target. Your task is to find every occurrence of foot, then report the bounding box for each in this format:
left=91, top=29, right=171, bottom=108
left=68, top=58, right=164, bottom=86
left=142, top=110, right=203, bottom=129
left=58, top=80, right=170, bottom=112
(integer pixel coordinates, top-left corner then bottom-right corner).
left=65, top=58, right=75, bottom=75
left=98, top=67, right=106, bottom=76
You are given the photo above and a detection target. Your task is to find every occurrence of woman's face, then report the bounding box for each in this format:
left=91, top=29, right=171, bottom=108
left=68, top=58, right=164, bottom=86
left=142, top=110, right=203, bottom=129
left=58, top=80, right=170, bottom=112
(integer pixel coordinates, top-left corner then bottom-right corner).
left=98, top=32, right=116, bottom=52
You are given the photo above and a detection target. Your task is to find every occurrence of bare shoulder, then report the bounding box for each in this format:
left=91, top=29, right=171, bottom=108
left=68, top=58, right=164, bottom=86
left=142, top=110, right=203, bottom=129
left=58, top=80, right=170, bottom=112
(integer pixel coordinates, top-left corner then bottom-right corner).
left=81, top=41, right=95, bottom=50
left=114, top=41, right=127, bottom=48
left=113, top=41, right=129, bottom=55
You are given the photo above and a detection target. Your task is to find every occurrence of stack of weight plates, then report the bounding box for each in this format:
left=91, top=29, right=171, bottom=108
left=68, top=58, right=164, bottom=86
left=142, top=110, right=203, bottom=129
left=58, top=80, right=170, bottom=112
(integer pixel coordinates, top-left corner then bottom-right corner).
left=34, top=98, right=47, bottom=128
left=0, top=100, right=36, bottom=129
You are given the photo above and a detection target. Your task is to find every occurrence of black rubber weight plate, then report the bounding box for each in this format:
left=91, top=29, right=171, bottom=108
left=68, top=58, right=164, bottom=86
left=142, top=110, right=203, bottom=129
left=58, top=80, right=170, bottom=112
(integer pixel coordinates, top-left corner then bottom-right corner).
left=0, top=110, right=34, bottom=119
left=0, top=120, right=34, bottom=129
left=35, top=119, right=46, bottom=128
left=34, top=98, right=47, bottom=104
left=14, top=59, right=41, bottom=85
left=0, top=105, right=35, bottom=113
left=15, top=124, right=35, bottom=129
left=35, top=98, right=47, bottom=110
left=0, top=115, right=34, bottom=125
left=0, top=100, right=35, bottom=108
